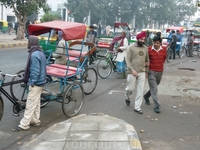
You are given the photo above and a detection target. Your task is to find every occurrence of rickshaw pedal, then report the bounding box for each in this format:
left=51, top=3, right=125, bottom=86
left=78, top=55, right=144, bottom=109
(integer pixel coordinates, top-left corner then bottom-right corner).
left=42, top=90, right=51, bottom=96
left=13, top=113, right=19, bottom=117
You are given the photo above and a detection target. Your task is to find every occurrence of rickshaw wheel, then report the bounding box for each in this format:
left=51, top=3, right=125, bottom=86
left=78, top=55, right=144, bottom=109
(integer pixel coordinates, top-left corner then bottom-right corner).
left=40, top=94, right=49, bottom=108
left=10, top=70, right=28, bottom=102
left=62, top=82, right=84, bottom=117
left=82, top=68, right=98, bottom=95
left=166, top=48, right=173, bottom=63
left=0, top=96, right=4, bottom=121
left=179, top=46, right=185, bottom=58
left=97, top=57, right=112, bottom=79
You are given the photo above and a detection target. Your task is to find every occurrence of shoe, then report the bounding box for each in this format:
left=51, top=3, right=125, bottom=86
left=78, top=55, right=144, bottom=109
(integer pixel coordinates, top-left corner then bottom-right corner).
left=12, top=125, right=29, bottom=132
left=30, top=122, right=41, bottom=127
left=134, top=109, right=143, bottom=114
left=143, top=96, right=150, bottom=105
left=154, top=107, right=160, bottom=113
left=125, top=98, right=130, bottom=106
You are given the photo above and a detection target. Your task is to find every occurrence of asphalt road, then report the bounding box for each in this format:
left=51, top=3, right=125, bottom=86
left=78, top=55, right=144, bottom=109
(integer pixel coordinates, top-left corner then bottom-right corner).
left=0, top=47, right=200, bottom=150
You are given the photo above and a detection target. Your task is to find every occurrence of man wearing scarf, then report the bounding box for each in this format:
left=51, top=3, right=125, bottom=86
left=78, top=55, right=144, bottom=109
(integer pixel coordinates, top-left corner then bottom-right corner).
left=109, top=31, right=128, bottom=77
left=12, top=36, right=46, bottom=131
left=125, top=31, right=149, bottom=114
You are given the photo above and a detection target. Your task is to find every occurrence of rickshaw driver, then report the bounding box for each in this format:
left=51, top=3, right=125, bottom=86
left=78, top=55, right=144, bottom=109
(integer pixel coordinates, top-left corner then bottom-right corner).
left=86, top=25, right=98, bottom=65
left=176, top=30, right=183, bottom=54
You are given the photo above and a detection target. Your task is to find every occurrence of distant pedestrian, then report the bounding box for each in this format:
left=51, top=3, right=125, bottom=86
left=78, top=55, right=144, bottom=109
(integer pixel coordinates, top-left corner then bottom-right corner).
left=33, top=19, right=37, bottom=24
left=8, top=21, right=13, bottom=35
left=106, top=25, right=111, bottom=36
left=187, top=33, right=194, bottom=57
left=110, top=31, right=128, bottom=77
left=12, top=36, right=46, bottom=132
left=86, top=25, right=98, bottom=64
left=25, top=20, right=30, bottom=39
left=144, top=30, right=153, bottom=47
left=170, top=30, right=177, bottom=59
left=14, top=22, right=18, bottom=35
left=143, top=36, right=167, bottom=113
left=125, top=31, right=149, bottom=114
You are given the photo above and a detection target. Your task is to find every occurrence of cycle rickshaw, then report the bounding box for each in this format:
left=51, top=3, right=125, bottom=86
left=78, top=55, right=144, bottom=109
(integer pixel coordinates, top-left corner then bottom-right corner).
left=0, top=21, right=98, bottom=120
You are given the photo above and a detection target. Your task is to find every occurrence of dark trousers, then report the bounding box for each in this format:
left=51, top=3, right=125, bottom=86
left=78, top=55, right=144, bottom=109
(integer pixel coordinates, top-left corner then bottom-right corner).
left=188, top=45, right=193, bottom=57
left=88, top=46, right=96, bottom=65
left=170, top=45, right=176, bottom=59
left=144, top=70, right=163, bottom=108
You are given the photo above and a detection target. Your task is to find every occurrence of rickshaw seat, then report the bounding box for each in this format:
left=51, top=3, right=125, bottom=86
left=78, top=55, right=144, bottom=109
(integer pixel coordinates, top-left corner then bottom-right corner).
left=98, top=43, right=109, bottom=48
left=49, top=64, right=82, bottom=72
left=68, top=50, right=87, bottom=57
left=46, top=66, right=76, bottom=77
left=162, top=41, right=168, bottom=45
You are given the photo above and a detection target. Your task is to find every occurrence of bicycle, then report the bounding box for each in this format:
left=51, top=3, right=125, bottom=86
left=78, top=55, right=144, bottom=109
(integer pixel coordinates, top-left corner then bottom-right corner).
left=10, top=70, right=49, bottom=108
left=97, top=51, right=117, bottom=79
left=182, top=43, right=200, bottom=57
left=192, top=43, right=200, bottom=57
left=0, top=71, right=49, bottom=121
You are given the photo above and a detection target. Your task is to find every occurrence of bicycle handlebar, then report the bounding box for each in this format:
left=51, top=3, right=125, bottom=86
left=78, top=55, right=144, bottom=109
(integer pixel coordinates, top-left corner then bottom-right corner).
left=0, top=71, right=17, bottom=77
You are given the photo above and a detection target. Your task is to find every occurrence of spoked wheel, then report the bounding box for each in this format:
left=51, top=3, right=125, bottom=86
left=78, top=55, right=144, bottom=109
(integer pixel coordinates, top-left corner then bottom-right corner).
left=166, top=48, right=173, bottom=63
left=185, top=46, right=190, bottom=57
left=10, top=70, right=28, bottom=102
left=82, top=68, right=98, bottom=95
left=40, top=94, right=49, bottom=108
left=62, top=82, right=84, bottom=117
left=179, top=46, right=185, bottom=58
left=97, top=57, right=112, bottom=79
left=193, top=46, right=199, bottom=56
left=0, top=96, right=4, bottom=120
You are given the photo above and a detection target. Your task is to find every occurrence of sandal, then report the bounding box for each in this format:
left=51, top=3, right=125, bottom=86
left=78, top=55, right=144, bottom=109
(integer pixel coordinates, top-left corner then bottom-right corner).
left=12, top=126, right=27, bottom=132
left=134, top=109, right=143, bottom=114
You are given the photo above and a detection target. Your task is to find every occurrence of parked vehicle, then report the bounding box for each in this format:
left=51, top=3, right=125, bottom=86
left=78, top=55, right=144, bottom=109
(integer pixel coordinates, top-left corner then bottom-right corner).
left=0, top=20, right=8, bottom=33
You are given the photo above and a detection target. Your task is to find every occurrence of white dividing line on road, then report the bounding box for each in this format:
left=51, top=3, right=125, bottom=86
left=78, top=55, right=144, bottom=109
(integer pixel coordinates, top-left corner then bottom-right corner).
left=108, top=90, right=125, bottom=94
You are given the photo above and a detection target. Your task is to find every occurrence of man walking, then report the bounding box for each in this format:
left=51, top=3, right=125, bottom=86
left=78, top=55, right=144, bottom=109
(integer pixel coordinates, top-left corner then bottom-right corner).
left=125, top=31, right=149, bottom=114
left=171, top=30, right=177, bottom=59
left=143, top=36, right=167, bottom=113
left=12, top=36, right=46, bottom=131
left=144, top=30, right=153, bottom=47
left=188, top=33, right=194, bottom=57
left=86, top=25, right=98, bottom=64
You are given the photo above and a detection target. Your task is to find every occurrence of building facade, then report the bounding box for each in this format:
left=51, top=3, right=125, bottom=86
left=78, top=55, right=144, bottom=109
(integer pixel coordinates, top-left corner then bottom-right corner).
left=0, top=4, right=16, bottom=22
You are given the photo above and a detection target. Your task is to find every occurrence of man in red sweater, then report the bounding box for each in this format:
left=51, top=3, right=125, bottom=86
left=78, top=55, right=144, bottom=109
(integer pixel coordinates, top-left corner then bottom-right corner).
left=143, top=36, right=167, bottom=113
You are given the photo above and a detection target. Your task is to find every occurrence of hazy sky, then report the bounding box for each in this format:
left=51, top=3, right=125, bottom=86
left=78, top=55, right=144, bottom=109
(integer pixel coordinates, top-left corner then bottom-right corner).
left=47, top=0, right=66, bottom=11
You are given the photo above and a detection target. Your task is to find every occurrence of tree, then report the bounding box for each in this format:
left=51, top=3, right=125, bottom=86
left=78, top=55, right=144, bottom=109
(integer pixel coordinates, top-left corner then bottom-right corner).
left=0, top=0, right=48, bottom=40
left=42, top=13, right=61, bottom=22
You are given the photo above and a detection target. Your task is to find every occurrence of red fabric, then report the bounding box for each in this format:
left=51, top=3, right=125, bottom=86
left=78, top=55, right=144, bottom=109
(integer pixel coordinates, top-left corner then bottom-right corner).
left=28, top=20, right=86, bottom=41
left=136, top=31, right=146, bottom=40
left=109, top=36, right=124, bottom=51
left=148, top=46, right=167, bottom=72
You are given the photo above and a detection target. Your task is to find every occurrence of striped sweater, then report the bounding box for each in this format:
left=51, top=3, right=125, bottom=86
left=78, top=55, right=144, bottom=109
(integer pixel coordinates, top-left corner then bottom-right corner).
left=148, top=46, right=167, bottom=72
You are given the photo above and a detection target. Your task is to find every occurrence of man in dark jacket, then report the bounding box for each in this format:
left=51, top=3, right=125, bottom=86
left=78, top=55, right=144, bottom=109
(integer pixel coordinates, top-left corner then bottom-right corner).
left=170, top=30, right=177, bottom=59
left=25, top=20, right=30, bottom=39
left=12, top=36, right=46, bottom=132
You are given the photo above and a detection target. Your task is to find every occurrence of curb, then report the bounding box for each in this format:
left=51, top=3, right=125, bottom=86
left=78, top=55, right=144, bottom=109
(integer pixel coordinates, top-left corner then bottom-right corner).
left=0, top=42, right=27, bottom=49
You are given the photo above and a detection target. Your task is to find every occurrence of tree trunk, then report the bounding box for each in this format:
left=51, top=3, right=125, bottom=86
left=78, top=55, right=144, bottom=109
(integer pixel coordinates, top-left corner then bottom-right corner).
left=16, top=24, right=25, bottom=40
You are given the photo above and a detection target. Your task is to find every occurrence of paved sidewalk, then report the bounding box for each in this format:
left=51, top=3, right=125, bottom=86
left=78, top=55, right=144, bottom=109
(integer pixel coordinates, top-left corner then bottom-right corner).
left=21, top=114, right=142, bottom=150
left=0, top=32, right=27, bottom=49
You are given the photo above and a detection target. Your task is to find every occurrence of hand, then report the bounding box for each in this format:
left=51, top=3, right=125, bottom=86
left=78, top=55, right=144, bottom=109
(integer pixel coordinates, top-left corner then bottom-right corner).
left=131, top=70, right=138, bottom=77
left=145, top=72, right=148, bottom=78
left=145, top=62, right=149, bottom=66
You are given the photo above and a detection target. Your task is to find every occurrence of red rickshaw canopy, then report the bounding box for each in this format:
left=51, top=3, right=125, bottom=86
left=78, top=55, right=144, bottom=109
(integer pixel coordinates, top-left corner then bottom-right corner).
left=28, top=20, right=86, bottom=41
left=166, top=26, right=184, bottom=33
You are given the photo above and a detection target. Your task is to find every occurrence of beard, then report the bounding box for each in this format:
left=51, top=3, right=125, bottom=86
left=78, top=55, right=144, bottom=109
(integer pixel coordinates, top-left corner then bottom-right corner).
left=137, top=41, right=144, bottom=47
